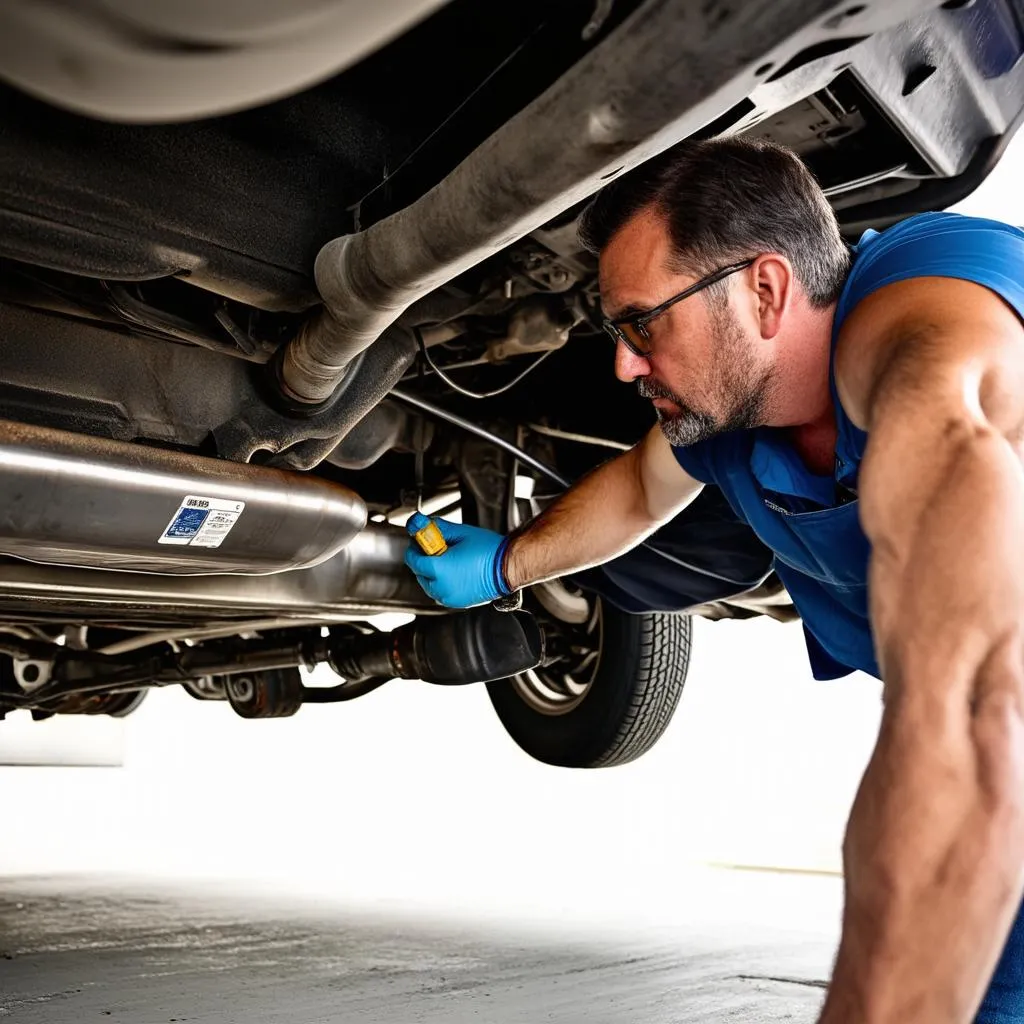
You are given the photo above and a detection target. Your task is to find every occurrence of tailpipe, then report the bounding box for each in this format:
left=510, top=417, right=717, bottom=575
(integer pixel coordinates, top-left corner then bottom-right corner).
left=332, top=605, right=544, bottom=685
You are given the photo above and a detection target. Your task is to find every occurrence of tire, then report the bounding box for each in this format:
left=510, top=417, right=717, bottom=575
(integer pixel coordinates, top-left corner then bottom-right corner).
left=486, top=598, right=692, bottom=768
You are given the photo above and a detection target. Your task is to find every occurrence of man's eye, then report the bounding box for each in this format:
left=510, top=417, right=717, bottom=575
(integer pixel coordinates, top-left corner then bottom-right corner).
left=645, top=313, right=670, bottom=338
left=621, top=321, right=649, bottom=351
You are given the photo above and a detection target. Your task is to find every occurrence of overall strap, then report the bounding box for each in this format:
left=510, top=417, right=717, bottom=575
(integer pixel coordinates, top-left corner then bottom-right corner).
left=828, top=329, right=868, bottom=494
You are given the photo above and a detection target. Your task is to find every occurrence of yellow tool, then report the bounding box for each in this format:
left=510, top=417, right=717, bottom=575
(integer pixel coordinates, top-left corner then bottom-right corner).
left=411, top=515, right=522, bottom=612
left=411, top=410, right=448, bottom=555
left=413, top=518, right=447, bottom=556
left=411, top=441, right=447, bottom=554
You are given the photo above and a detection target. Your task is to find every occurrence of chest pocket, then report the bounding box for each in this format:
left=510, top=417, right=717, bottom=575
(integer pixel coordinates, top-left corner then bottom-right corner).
left=772, top=499, right=871, bottom=589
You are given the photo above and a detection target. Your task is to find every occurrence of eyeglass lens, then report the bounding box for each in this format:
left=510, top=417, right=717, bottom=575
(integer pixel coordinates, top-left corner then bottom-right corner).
left=616, top=320, right=651, bottom=356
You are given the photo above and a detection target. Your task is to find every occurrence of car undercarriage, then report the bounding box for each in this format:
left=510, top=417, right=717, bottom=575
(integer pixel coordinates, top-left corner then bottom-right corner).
left=0, top=0, right=1021, bottom=764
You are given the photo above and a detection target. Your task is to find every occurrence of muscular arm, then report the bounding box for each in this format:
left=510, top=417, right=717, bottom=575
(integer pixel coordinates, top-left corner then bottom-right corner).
left=820, top=278, right=1024, bottom=1023
left=503, top=425, right=703, bottom=589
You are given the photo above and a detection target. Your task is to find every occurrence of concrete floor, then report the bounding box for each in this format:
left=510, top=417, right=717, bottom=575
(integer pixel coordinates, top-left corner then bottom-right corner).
left=0, top=876, right=834, bottom=1023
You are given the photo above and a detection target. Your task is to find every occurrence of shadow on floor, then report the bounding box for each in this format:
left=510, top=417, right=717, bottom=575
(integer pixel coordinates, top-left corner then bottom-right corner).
left=0, top=876, right=831, bottom=1023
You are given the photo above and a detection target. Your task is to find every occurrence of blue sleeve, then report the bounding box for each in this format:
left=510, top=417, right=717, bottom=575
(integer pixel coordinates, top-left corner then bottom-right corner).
left=841, top=212, right=1024, bottom=325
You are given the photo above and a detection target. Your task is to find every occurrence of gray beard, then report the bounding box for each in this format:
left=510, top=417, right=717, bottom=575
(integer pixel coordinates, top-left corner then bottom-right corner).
left=657, top=407, right=717, bottom=448
left=637, top=380, right=717, bottom=447
left=636, top=312, right=775, bottom=448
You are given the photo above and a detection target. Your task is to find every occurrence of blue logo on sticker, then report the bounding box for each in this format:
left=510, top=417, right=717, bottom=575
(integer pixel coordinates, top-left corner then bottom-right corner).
left=165, top=507, right=209, bottom=539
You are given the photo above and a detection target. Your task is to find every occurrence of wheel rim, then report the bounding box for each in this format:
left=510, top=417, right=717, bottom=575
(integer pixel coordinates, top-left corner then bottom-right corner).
left=511, top=594, right=602, bottom=716
left=505, top=473, right=605, bottom=716
left=226, top=675, right=255, bottom=704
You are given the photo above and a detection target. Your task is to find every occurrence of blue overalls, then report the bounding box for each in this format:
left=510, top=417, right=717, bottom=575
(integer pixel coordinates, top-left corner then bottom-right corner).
left=671, top=212, right=1024, bottom=1021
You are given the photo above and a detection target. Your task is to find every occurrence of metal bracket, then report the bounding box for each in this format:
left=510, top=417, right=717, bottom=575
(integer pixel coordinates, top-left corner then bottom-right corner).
left=13, top=656, right=53, bottom=693
left=213, top=327, right=417, bottom=469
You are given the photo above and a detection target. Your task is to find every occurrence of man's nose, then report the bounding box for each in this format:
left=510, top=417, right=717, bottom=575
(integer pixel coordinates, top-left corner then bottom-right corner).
left=614, top=341, right=651, bottom=382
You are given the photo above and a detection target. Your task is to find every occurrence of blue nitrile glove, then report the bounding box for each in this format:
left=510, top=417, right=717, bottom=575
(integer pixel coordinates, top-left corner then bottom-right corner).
left=404, top=512, right=513, bottom=608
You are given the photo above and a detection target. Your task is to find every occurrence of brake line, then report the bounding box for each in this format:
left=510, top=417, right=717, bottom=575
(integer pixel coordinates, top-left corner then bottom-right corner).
left=391, top=388, right=570, bottom=488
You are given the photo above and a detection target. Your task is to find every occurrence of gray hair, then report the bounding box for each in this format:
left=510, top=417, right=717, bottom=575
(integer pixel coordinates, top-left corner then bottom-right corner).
left=578, top=136, right=850, bottom=307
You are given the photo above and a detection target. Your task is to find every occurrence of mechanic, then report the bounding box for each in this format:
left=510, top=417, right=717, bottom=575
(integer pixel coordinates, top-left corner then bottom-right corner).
left=404, top=136, right=1024, bottom=1022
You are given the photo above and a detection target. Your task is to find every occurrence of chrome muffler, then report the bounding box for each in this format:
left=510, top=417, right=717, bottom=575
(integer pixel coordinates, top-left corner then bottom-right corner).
left=0, top=418, right=366, bottom=574
left=0, top=525, right=435, bottom=621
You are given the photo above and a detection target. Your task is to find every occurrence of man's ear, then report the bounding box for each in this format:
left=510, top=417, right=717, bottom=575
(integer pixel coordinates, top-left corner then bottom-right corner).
left=753, top=254, right=793, bottom=341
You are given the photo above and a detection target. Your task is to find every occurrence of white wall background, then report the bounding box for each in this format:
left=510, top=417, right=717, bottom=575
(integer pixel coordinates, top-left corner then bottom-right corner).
left=1, top=125, right=1021, bottom=925
left=1, top=616, right=880, bottom=911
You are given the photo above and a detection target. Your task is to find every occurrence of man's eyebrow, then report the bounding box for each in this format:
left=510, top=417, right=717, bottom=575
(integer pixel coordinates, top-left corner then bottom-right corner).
left=602, top=301, right=649, bottom=321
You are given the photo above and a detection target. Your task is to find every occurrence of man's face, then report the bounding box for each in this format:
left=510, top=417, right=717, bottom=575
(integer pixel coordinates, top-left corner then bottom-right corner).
left=598, top=208, right=775, bottom=446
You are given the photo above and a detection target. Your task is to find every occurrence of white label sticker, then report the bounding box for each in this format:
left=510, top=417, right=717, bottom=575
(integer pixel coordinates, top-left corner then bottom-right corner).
left=158, top=495, right=245, bottom=549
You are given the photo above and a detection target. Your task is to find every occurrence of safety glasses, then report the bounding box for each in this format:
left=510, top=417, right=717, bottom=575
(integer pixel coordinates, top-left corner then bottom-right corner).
left=601, top=258, right=755, bottom=357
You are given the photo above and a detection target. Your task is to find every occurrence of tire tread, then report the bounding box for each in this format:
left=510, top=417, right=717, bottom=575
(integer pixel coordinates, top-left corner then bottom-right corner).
left=591, top=612, right=691, bottom=767
left=486, top=604, right=693, bottom=769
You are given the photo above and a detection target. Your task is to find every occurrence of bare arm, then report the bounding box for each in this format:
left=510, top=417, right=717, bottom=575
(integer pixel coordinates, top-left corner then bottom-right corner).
left=503, top=425, right=703, bottom=590
left=820, top=278, right=1024, bottom=1023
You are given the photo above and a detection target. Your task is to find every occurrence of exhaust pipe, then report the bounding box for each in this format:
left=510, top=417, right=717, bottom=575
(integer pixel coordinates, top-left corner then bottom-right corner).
left=0, top=524, right=436, bottom=620
left=278, top=0, right=922, bottom=403
left=6, top=606, right=544, bottom=711
left=332, top=605, right=544, bottom=686
left=0, top=418, right=366, bottom=574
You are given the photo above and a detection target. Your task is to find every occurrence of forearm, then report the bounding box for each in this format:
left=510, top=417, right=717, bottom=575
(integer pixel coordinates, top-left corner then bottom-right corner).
left=822, top=428, right=1024, bottom=1023
left=823, top=696, right=1024, bottom=1023
left=504, top=446, right=661, bottom=590
left=405, top=427, right=698, bottom=608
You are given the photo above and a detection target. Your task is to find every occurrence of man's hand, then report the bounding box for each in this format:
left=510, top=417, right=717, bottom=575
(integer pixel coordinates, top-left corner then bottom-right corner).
left=404, top=426, right=702, bottom=607
left=404, top=513, right=511, bottom=608
left=821, top=277, right=1024, bottom=1023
